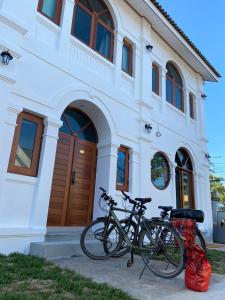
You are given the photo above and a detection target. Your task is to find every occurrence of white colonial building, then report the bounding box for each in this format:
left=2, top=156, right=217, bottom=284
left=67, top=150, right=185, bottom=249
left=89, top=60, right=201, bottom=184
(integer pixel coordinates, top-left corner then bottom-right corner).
left=0, top=0, right=220, bottom=254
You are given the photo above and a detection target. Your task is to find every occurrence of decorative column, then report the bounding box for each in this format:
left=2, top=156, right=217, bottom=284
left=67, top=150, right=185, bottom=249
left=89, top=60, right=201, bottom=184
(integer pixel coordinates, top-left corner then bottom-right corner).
left=170, top=162, right=177, bottom=209
left=114, top=30, right=123, bottom=85
left=59, top=0, right=75, bottom=51
left=93, top=142, right=119, bottom=219
left=129, top=149, right=140, bottom=197
left=161, top=67, right=167, bottom=114
left=0, top=103, right=22, bottom=204
left=29, top=117, right=62, bottom=230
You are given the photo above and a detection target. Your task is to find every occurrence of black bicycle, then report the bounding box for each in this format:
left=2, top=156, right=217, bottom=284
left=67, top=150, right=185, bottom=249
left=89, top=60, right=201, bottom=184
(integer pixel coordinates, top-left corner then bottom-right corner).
left=81, top=188, right=185, bottom=279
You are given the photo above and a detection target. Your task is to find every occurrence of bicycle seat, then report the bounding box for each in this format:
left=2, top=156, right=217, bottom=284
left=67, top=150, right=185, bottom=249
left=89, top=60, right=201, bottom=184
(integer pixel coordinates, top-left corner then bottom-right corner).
left=170, top=209, right=204, bottom=223
left=135, top=197, right=152, bottom=204
left=158, top=206, right=173, bottom=212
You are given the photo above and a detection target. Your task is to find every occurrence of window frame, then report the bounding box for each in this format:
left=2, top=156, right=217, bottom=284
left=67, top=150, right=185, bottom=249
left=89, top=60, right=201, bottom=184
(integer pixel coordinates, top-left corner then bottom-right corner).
left=166, top=75, right=184, bottom=111
left=151, top=151, right=170, bottom=190
left=122, top=39, right=133, bottom=76
left=37, top=0, right=63, bottom=26
left=116, top=146, right=129, bottom=192
left=72, top=0, right=114, bottom=62
left=152, top=63, right=160, bottom=96
left=175, top=148, right=195, bottom=209
left=8, top=112, right=44, bottom=177
left=189, top=93, right=195, bottom=119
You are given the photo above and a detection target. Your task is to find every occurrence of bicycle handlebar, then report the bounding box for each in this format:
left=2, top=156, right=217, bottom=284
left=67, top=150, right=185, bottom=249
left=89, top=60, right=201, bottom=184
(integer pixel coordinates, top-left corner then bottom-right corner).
left=121, top=191, right=147, bottom=210
left=99, top=187, right=117, bottom=206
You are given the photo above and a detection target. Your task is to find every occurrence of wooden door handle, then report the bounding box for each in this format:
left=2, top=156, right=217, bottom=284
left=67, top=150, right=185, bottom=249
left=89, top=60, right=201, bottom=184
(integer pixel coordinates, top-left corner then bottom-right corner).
left=71, top=171, right=76, bottom=185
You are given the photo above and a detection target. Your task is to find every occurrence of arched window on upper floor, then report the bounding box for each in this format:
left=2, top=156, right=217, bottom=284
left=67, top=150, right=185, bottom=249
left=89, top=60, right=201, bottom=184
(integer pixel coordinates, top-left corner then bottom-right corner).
left=166, top=62, right=184, bottom=111
left=72, top=0, right=115, bottom=62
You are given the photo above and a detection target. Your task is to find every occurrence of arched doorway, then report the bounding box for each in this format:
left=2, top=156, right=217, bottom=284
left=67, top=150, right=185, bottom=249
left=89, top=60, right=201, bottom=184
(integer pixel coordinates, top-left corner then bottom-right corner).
left=175, top=148, right=195, bottom=209
left=47, top=107, right=98, bottom=226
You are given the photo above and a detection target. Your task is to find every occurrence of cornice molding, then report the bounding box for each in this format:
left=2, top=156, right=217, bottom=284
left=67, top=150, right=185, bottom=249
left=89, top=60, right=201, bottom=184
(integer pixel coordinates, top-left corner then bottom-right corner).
left=0, top=12, right=28, bottom=35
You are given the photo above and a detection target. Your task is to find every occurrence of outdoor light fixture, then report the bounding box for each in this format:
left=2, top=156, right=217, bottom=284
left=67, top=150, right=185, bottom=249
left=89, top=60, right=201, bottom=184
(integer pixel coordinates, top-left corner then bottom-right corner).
left=205, top=153, right=211, bottom=160
left=145, top=123, right=152, bottom=133
left=146, top=44, right=153, bottom=51
left=1, top=50, right=13, bottom=65
left=201, top=93, right=207, bottom=99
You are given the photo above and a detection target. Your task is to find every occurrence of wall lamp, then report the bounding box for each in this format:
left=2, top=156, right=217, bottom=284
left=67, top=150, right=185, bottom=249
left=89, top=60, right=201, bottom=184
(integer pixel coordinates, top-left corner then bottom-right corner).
left=146, top=44, right=153, bottom=51
left=205, top=153, right=211, bottom=160
left=201, top=93, right=207, bottom=99
left=1, top=50, right=13, bottom=65
left=145, top=123, right=152, bottom=133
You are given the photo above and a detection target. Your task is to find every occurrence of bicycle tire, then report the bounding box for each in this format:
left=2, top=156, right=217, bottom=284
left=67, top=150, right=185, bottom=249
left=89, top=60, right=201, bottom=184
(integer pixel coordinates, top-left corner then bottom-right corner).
left=105, top=219, right=138, bottom=258
left=80, top=217, right=123, bottom=260
left=139, top=221, right=185, bottom=279
left=195, top=226, right=207, bottom=251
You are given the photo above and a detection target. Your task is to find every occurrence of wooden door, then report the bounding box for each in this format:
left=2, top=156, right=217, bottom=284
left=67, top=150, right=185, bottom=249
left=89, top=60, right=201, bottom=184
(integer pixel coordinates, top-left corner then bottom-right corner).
left=47, top=133, right=97, bottom=226
left=47, top=132, right=74, bottom=226
left=65, top=138, right=97, bottom=226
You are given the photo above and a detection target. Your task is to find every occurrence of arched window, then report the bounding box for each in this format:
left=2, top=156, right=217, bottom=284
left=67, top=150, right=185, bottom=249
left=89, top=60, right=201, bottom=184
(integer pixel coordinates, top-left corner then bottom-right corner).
left=166, top=62, right=184, bottom=111
left=60, top=107, right=98, bottom=143
left=175, top=148, right=195, bottom=209
left=72, top=0, right=114, bottom=62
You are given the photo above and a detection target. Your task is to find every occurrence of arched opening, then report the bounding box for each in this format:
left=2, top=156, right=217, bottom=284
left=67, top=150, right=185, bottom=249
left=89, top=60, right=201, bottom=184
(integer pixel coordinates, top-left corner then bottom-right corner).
left=175, top=148, right=195, bottom=209
left=47, top=107, right=98, bottom=226
left=72, top=0, right=115, bottom=61
left=166, top=62, right=184, bottom=111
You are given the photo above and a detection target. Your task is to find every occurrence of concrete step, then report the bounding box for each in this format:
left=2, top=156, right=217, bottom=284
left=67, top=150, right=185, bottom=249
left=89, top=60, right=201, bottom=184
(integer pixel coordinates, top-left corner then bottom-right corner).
left=45, top=227, right=84, bottom=242
left=29, top=240, right=84, bottom=259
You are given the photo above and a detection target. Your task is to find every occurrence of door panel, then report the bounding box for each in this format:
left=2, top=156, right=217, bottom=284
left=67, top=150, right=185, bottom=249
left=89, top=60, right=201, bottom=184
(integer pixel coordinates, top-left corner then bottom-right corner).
left=65, top=139, right=97, bottom=226
left=47, top=132, right=74, bottom=226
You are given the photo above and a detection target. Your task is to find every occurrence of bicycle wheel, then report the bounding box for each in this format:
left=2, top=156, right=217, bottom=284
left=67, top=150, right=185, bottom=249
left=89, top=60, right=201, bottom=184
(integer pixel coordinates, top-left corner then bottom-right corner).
left=80, top=217, right=122, bottom=260
left=139, top=221, right=185, bottom=279
left=105, top=219, right=138, bottom=258
left=195, top=227, right=207, bottom=251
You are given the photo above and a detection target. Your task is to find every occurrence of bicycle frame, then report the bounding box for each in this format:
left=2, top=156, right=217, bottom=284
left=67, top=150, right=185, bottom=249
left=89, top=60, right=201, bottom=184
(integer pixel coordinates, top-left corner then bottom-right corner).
left=109, top=206, right=162, bottom=252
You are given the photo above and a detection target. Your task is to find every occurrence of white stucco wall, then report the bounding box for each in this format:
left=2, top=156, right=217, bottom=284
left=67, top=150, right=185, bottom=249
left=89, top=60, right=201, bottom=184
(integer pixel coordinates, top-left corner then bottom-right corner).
left=0, top=0, right=213, bottom=254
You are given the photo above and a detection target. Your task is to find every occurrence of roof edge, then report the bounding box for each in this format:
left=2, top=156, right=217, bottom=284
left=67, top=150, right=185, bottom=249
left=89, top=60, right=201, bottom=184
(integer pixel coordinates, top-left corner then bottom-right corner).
left=150, top=0, right=221, bottom=78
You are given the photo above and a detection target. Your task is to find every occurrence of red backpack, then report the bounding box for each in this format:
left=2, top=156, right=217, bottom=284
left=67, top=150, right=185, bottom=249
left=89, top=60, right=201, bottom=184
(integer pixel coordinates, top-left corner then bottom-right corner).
left=185, top=245, right=211, bottom=292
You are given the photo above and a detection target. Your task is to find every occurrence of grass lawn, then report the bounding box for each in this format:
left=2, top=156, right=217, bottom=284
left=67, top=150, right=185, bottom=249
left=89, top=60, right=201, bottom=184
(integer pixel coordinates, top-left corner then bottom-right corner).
left=0, top=250, right=225, bottom=299
left=0, top=253, right=134, bottom=300
left=208, top=249, right=225, bottom=275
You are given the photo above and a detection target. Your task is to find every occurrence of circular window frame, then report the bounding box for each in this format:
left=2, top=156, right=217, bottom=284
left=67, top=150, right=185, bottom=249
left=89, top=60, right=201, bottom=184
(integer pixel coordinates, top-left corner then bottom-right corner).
left=151, top=151, right=171, bottom=190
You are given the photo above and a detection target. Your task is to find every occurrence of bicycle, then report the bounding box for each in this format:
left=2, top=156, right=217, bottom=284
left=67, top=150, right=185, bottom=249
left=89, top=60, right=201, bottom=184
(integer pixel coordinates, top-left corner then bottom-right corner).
left=81, top=188, right=185, bottom=279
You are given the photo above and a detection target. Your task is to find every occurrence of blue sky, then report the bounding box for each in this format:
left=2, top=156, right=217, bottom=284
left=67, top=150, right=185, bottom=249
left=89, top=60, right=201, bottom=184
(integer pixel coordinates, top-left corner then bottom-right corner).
left=158, top=0, right=225, bottom=179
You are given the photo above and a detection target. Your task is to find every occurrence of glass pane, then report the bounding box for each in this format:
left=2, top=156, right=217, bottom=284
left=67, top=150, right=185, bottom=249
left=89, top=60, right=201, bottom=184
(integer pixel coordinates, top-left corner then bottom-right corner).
left=151, top=153, right=170, bottom=189
left=152, top=66, right=158, bottom=94
left=95, top=23, right=111, bottom=58
left=73, top=6, right=92, bottom=45
left=64, top=110, right=88, bottom=132
left=42, top=0, right=57, bottom=19
left=175, top=86, right=183, bottom=110
left=166, top=78, right=173, bottom=103
left=91, top=0, right=107, bottom=13
left=166, top=63, right=183, bottom=86
left=15, top=119, right=37, bottom=168
left=99, top=12, right=113, bottom=28
left=117, top=151, right=126, bottom=186
left=80, top=125, right=97, bottom=143
left=122, top=43, right=131, bottom=74
left=79, top=0, right=92, bottom=10
left=59, top=115, right=72, bottom=134
left=176, top=171, right=181, bottom=208
left=182, top=173, right=192, bottom=208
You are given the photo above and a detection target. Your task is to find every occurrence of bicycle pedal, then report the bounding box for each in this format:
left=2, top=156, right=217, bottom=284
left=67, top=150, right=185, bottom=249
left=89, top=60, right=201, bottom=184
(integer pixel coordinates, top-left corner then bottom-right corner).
left=127, top=260, right=133, bottom=268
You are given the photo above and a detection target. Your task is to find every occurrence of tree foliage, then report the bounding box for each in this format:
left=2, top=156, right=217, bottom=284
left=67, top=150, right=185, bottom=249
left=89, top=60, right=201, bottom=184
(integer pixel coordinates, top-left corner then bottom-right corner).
left=210, top=174, right=225, bottom=205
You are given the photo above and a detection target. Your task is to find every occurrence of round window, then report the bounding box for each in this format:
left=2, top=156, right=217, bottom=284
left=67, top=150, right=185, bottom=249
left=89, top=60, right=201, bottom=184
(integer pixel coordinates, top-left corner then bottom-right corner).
left=151, top=152, right=170, bottom=190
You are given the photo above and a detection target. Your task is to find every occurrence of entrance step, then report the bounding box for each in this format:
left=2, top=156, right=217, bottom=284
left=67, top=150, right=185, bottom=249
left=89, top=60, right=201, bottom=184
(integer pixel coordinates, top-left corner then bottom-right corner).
left=29, top=227, right=97, bottom=259
left=45, top=227, right=84, bottom=242
left=29, top=240, right=84, bottom=259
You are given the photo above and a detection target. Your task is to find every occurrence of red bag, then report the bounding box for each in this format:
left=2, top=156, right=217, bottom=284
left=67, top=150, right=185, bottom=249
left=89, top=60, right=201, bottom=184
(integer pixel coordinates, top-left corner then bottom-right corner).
left=185, top=245, right=211, bottom=292
left=171, top=218, right=196, bottom=249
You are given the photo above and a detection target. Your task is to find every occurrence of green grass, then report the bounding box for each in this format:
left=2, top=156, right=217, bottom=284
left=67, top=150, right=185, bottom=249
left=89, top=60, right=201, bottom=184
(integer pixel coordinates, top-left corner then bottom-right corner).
left=208, top=249, right=225, bottom=275
left=0, top=253, right=135, bottom=300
